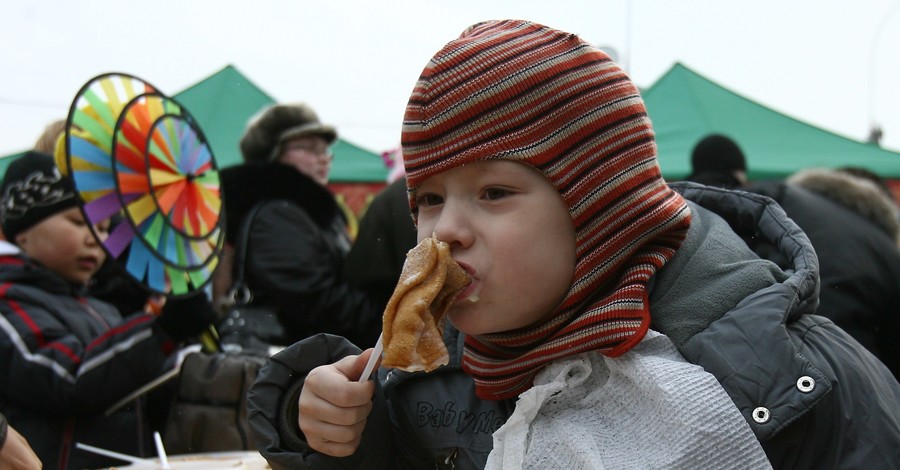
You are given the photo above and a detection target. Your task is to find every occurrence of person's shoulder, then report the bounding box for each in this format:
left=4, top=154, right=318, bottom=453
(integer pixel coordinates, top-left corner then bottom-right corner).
left=0, top=254, right=44, bottom=285
left=0, top=271, right=78, bottom=310
left=0, top=253, right=26, bottom=269
left=247, top=201, right=336, bottom=249
left=254, top=199, right=317, bottom=226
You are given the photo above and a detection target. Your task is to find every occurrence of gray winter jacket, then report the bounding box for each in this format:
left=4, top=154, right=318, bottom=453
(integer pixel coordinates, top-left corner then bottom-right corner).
left=247, top=183, right=900, bottom=469
left=0, top=254, right=172, bottom=470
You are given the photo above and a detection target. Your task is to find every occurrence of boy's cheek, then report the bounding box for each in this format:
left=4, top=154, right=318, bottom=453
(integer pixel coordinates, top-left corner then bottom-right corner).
left=416, top=221, right=437, bottom=239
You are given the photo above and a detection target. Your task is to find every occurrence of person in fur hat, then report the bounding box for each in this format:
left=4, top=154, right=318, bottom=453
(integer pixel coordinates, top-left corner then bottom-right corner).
left=214, top=103, right=381, bottom=350
left=246, top=20, right=899, bottom=470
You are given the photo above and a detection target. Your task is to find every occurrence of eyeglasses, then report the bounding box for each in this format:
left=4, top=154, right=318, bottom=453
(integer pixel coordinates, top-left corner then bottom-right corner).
left=284, top=144, right=333, bottom=160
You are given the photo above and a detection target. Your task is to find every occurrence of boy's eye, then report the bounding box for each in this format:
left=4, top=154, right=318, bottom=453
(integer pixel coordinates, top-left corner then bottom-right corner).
left=483, top=187, right=510, bottom=200
left=416, top=193, right=443, bottom=207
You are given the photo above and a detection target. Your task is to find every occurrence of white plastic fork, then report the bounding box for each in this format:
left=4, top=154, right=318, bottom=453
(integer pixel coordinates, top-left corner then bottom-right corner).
left=357, top=333, right=383, bottom=382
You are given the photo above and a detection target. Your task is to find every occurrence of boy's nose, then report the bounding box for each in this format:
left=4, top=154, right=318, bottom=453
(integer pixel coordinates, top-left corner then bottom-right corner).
left=431, top=202, right=474, bottom=249
left=86, top=227, right=105, bottom=245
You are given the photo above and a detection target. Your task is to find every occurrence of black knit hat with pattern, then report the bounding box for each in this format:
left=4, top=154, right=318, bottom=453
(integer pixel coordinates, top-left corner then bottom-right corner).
left=0, top=151, right=78, bottom=240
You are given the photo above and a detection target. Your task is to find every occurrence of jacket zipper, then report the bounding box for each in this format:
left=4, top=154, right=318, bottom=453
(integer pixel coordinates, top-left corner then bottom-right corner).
left=435, top=447, right=458, bottom=469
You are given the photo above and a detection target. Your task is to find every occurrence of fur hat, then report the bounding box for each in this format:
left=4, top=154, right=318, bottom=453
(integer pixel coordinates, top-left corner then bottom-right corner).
left=690, top=134, right=747, bottom=176
left=239, top=103, right=337, bottom=163
left=401, top=19, right=691, bottom=400
left=1, top=151, right=78, bottom=240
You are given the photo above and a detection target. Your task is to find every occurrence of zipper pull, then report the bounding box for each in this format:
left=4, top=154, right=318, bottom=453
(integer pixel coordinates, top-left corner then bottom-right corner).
left=435, top=448, right=458, bottom=469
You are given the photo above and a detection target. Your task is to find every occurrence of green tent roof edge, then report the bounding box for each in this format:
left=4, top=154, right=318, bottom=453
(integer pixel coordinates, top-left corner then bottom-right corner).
left=0, top=64, right=389, bottom=182
left=643, top=62, right=900, bottom=179
left=178, top=64, right=277, bottom=103
left=174, top=64, right=387, bottom=182
left=4, top=62, right=897, bottom=180
left=647, top=62, right=900, bottom=152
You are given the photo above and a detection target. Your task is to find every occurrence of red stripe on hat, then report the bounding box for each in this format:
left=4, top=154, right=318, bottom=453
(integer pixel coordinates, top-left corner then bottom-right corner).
left=403, top=20, right=691, bottom=400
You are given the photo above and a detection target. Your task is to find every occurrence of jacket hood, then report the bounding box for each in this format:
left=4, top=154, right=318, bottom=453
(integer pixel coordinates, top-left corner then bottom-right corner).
left=667, top=182, right=829, bottom=442
left=672, top=183, right=819, bottom=311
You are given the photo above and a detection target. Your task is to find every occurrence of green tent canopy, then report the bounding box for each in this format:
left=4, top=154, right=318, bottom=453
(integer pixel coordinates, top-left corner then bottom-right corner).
left=173, top=65, right=388, bottom=182
left=644, top=63, right=900, bottom=180
left=7, top=63, right=897, bottom=182
left=173, top=64, right=275, bottom=170
left=0, top=65, right=388, bottom=183
left=0, top=151, right=25, bottom=174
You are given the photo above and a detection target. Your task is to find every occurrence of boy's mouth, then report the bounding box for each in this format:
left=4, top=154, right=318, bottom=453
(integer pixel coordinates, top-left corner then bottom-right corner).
left=456, top=280, right=480, bottom=303
left=454, top=262, right=480, bottom=303
left=453, top=269, right=482, bottom=303
left=78, top=256, right=99, bottom=270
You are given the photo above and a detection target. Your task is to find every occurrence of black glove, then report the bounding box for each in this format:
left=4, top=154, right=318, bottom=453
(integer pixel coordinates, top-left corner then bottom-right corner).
left=156, top=292, right=218, bottom=342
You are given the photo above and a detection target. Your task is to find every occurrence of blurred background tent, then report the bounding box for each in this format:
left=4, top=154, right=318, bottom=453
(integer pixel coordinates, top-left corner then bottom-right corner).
left=0, top=65, right=389, bottom=229
left=174, top=65, right=388, bottom=184
left=645, top=63, right=900, bottom=181
left=175, top=65, right=389, bottom=232
left=3, top=63, right=898, bottom=208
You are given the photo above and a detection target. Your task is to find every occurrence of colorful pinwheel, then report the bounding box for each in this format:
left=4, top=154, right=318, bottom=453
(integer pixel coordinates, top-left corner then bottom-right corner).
left=62, top=73, right=223, bottom=297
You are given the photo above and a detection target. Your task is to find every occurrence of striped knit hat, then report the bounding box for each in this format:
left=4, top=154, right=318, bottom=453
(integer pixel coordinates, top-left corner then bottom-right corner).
left=402, top=20, right=692, bottom=400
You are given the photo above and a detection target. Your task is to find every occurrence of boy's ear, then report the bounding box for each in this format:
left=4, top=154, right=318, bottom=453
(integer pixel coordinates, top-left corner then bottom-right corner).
left=14, top=231, right=28, bottom=249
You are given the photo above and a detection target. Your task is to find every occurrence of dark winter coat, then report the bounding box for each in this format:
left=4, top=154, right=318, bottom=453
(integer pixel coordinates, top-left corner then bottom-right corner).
left=746, top=180, right=900, bottom=378
left=247, top=183, right=900, bottom=469
left=220, top=163, right=381, bottom=348
left=0, top=253, right=173, bottom=470
left=343, top=178, right=417, bottom=310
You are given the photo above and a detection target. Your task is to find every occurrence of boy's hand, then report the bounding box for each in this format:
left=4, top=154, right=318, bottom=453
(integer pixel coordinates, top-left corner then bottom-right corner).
left=0, top=424, right=42, bottom=469
left=298, top=349, right=376, bottom=457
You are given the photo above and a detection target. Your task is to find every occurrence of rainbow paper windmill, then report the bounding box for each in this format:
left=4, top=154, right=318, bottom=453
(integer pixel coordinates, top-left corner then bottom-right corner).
left=61, top=73, right=223, bottom=297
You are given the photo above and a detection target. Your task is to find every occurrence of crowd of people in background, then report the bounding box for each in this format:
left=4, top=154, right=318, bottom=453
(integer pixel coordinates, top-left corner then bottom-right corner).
left=1, top=19, right=899, bottom=470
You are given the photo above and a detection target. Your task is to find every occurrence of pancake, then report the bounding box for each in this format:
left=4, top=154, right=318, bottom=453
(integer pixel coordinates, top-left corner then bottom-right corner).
left=381, top=236, right=470, bottom=372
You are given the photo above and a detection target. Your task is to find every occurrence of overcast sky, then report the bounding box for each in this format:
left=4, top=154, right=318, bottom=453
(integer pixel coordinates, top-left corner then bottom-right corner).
left=2, top=0, right=899, bottom=161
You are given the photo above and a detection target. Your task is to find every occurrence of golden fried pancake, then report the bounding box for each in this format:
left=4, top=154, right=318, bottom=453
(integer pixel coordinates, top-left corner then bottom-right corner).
left=381, top=236, right=470, bottom=372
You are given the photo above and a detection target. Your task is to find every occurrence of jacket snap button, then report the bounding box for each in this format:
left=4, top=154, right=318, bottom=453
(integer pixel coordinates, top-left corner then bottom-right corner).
left=796, top=376, right=815, bottom=393
left=752, top=406, right=770, bottom=424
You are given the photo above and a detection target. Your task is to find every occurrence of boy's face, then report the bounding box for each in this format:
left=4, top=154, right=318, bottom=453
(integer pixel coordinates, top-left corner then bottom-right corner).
left=415, top=160, right=576, bottom=335
left=14, top=207, right=109, bottom=286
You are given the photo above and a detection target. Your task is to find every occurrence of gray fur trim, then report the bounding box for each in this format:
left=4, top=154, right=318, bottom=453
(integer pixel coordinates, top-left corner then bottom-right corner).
left=788, top=168, right=900, bottom=242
